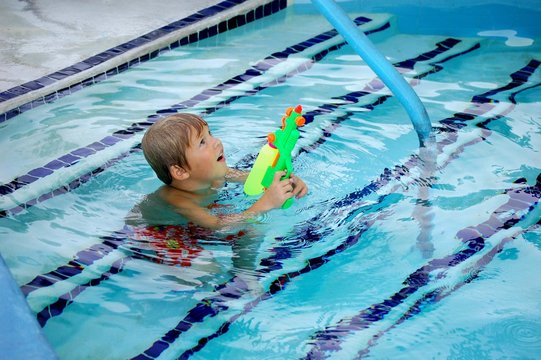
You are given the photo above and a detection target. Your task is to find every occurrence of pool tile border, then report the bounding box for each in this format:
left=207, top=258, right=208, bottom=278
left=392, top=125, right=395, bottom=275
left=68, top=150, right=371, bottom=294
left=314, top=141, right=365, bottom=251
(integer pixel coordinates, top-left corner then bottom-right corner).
left=0, top=0, right=288, bottom=123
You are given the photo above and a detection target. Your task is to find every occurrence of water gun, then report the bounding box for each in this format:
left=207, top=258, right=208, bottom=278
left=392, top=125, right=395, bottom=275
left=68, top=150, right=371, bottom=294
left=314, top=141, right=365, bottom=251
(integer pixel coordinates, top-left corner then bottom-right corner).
left=244, top=105, right=305, bottom=209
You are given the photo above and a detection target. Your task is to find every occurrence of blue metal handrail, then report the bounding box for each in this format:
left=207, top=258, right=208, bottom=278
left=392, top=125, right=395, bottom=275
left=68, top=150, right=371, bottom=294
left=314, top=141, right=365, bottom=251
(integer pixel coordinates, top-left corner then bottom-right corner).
left=311, top=0, right=432, bottom=146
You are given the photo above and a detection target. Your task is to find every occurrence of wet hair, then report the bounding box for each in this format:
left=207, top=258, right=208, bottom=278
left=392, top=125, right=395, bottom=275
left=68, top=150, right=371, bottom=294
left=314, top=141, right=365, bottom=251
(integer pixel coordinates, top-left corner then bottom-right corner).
left=141, top=113, right=208, bottom=184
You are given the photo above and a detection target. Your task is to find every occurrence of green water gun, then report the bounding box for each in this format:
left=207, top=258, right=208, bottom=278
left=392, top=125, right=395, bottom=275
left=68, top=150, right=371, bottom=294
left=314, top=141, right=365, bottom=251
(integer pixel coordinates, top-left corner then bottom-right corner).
left=244, top=105, right=306, bottom=209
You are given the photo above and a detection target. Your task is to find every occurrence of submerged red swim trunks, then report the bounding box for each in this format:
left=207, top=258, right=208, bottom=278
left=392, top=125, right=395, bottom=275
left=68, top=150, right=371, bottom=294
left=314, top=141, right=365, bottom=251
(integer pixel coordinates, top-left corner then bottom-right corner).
left=132, top=225, right=205, bottom=267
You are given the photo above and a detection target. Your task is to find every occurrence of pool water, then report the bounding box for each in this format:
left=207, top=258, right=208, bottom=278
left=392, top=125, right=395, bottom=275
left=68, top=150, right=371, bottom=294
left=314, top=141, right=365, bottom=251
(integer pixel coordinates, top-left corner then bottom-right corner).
left=1, top=2, right=541, bottom=359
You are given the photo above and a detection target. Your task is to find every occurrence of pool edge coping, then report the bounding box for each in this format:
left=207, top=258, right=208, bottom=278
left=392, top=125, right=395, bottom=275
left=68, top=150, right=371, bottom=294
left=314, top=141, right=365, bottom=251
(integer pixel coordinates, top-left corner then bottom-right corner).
left=0, top=0, right=290, bottom=122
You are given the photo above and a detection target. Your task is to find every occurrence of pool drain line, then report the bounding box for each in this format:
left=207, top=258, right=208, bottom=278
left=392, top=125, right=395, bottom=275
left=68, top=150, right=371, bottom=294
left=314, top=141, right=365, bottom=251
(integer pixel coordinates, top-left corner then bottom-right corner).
left=311, top=0, right=432, bottom=146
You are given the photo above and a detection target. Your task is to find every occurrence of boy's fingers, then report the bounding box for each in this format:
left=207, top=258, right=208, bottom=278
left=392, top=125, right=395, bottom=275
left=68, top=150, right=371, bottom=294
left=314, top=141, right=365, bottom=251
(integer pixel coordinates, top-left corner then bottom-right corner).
left=273, top=170, right=286, bottom=182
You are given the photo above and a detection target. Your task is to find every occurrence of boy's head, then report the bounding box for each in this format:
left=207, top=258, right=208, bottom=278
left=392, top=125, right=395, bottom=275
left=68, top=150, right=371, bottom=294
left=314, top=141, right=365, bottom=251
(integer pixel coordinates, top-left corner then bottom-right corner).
left=142, top=113, right=208, bottom=184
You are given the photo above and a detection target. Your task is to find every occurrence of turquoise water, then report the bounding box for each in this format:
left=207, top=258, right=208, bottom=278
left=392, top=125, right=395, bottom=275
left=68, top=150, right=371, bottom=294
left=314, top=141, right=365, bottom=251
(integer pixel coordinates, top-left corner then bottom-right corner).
left=1, top=3, right=541, bottom=359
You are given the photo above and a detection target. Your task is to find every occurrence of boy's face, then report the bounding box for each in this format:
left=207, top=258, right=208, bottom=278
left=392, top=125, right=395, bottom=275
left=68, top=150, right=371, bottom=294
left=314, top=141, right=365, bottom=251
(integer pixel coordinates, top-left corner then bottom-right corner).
left=184, top=125, right=228, bottom=184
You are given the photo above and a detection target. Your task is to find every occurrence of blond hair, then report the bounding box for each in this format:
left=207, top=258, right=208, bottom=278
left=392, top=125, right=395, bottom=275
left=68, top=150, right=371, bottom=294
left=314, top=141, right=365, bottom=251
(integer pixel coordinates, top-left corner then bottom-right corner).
left=141, top=113, right=208, bottom=184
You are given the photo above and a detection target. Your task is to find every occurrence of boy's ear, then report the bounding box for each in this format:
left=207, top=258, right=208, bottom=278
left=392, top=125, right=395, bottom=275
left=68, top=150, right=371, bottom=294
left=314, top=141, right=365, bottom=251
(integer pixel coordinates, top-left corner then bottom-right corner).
left=169, top=165, right=190, bottom=181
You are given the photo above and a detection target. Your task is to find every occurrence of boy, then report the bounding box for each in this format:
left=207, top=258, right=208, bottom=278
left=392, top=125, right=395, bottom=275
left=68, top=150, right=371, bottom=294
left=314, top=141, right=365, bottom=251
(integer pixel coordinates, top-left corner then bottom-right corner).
left=139, top=113, right=308, bottom=230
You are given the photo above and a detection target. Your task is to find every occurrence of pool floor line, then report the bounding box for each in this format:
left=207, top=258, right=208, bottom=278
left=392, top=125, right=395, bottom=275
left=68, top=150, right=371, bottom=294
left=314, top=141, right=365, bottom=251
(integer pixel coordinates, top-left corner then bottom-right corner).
left=0, top=0, right=288, bottom=121
left=20, top=35, right=473, bottom=302
left=305, top=175, right=541, bottom=359
left=0, top=15, right=384, bottom=214
left=357, top=220, right=541, bottom=359
left=148, top=68, right=540, bottom=358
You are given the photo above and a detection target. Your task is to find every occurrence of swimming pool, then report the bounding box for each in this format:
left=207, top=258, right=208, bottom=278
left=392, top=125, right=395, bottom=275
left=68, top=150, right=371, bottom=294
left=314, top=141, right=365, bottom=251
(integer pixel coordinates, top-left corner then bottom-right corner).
left=1, top=0, right=540, bottom=359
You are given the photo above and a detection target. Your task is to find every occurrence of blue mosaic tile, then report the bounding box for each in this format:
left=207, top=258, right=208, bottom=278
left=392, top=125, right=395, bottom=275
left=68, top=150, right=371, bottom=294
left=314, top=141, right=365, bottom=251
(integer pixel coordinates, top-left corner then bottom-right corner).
left=71, top=62, right=92, bottom=72
left=0, top=92, right=15, bottom=101
left=131, top=355, right=152, bottom=360
left=86, top=141, right=106, bottom=152
left=48, top=71, right=70, bottom=80
left=56, top=87, right=72, bottom=99
left=37, top=192, right=53, bottom=202
left=21, top=81, right=44, bottom=91
left=228, top=16, right=238, bottom=30
left=144, top=341, right=169, bottom=358
left=189, top=32, right=198, bottom=43
left=198, top=27, right=209, bottom=40
left=198, top=6, right=220, bottom=17
left=246, top=9, right=255, bottom=22
left=57, top=154, right=80, bottom=166
left=106, top=67, right=118, bottom=77
left=92, top=73, right=106, bottom=83
left=81, top=78, right=95, bottom=88
left=28, top=167, right=54, bottom=178
left=18, top=103, right=32, bottom=114
left=149, top=49, right=159, bottom=59
left=31, top=97, right=45, bottom=108
left=264, top=2, right=273, bottom=15
left=69, top=83, right=83, bottom=92
left=4, top=108, right=20, bottom=120
left=255, top=6, right=264, bottom=19
left=71, top=147, right=95, bottom=157
left=83, top=55, right=104, bottom=66
left=0, top=184, right=16, bottom=195
left=6, top=86, right=28, bottom=96
left=162, top=329, right=181, bottom=344
left=100, top=136, right=122, bottom=146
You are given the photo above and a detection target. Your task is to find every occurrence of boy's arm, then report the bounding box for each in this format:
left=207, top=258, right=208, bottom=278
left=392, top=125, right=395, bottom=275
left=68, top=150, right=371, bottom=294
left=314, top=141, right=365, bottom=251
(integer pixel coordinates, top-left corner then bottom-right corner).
left=225, top=167, right=249, bottom=183
left=180, top=171, right=302, bottom=230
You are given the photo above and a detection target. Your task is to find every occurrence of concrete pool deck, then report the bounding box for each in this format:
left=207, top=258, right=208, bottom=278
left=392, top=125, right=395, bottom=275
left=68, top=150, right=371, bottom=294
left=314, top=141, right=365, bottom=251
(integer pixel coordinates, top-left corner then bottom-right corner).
left=0, top=0, right=226, bottom=93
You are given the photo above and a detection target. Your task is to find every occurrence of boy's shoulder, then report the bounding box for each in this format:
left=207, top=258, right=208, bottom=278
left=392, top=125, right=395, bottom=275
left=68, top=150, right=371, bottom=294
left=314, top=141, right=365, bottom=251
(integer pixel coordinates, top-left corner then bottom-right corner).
left=126, top=187, right=189, bottom=226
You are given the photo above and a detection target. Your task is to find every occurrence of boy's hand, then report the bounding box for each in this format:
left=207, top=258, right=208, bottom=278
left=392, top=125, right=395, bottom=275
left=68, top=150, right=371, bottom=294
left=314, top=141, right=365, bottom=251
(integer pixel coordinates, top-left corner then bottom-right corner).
left=264, top=170, right=295, bottom=209
left=289, top=173, right=308, bottom=199
left=251, top=171, right=308, bottom=212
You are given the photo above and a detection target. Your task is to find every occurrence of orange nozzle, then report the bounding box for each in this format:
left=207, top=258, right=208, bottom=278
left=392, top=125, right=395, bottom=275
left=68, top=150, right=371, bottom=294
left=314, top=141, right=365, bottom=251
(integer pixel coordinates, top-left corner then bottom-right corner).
left=285, top=107, right=293, bottom=116
left=267, top=133, right=276, bottom=143
left=295, top=116, right=306, bottom=127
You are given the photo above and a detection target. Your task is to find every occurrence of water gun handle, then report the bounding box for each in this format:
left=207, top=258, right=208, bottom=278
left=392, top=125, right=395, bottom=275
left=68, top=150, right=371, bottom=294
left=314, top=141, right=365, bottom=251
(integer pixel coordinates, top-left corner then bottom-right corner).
left=244, top=105, right=305, bottom=209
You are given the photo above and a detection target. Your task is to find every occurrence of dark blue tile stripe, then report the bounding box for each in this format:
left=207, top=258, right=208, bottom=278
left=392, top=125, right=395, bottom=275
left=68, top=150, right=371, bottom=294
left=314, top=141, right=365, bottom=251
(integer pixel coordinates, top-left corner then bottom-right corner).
left=357, top=219, right=540, bottom=358
left=0, top=16, right=379, bottom=216
left=21, top=231, right=128, bottom=297
left=36, top=257, right=127, bottom=327
left=0, top=0, right=288, bottom=123
left=156, top=66, right=540, bottom=358
left=305, top=176, right=541, bottom=359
